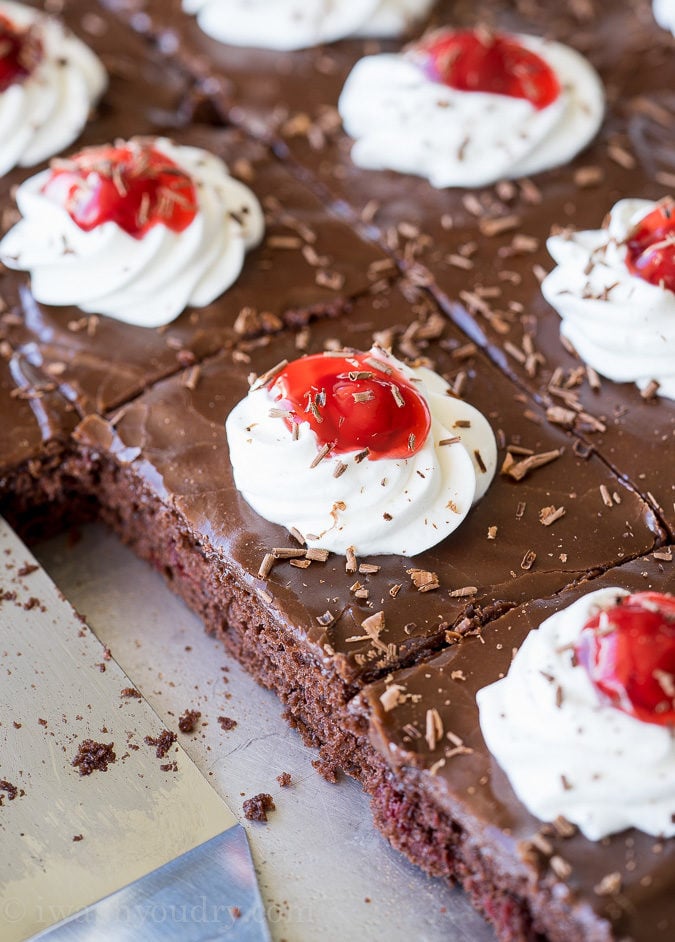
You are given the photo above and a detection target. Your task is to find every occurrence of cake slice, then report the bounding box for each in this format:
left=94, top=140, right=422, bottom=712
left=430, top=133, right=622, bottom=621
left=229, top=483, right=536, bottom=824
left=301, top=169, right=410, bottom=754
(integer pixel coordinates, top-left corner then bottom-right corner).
left=69, top=284, right=663, bottom=779
left=352, top=552, right=675, bottom=942
left=1, top=126, right=391, bottom=415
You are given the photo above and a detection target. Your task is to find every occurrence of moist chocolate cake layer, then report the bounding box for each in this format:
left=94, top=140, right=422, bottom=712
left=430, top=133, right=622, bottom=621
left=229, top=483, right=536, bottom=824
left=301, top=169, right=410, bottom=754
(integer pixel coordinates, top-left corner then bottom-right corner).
left=355, top=554, right=675, bottom=942
left=1, top=124, right=391, bottom=415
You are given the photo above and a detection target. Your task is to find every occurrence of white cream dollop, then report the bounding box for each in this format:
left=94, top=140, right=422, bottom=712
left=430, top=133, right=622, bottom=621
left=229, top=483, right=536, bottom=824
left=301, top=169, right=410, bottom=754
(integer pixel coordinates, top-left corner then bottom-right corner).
left=654, top=0, right=675, bottom=34
left=542, top=198, right=675, bottom=400
left=225, top=348, right=497, bottom=557
left=338, top=34, right=604, bottom=188
left=0, top=0, right=107, bottom=178
left=477, top=588, right=675, bottom=841
left=0, top=139, right=264, bottom=328
left=182, top=0, right=434, bottom=50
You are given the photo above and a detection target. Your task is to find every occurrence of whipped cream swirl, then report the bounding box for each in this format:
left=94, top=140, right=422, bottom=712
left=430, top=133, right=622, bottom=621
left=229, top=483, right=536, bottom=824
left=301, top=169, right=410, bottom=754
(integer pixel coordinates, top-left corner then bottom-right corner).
left=182, top=0, right=434, bottom=50
left=225, top=348, right=497, bottom=557
left=477, top=588, right=675, bottom=840
left=338, top=34, right=604, bottom=188
left=0, top=0, right=106, bottom=178
left=0, top=139, right=264, bottom=328
left=542, top=199, right=675, bottom=400
left=654, top=0, right=675, bottom=34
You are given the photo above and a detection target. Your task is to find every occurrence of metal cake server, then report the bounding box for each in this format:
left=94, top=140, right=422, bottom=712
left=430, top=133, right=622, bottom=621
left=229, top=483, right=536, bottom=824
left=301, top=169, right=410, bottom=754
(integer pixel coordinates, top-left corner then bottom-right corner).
left=0, top=516, right=270, bottom=942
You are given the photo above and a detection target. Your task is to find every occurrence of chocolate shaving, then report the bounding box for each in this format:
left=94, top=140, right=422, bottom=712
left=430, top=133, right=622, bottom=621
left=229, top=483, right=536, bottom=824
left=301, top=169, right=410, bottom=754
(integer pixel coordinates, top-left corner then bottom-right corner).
left=380, top=684, right=406, bottom=712
left=258, top=553, right=275, bottom=579
left=501, top=449, right=562, bottom=481
left=425, top=708, right=444, bottom=751
left=521, top=550, right=537, bottom=571
left=407, top=569, right=440, bottom=592
left=345, top=545, right=357, bottom=574
left=594, top=872, right=622, bottom=896
left=539, top=505, right=566, bottom=527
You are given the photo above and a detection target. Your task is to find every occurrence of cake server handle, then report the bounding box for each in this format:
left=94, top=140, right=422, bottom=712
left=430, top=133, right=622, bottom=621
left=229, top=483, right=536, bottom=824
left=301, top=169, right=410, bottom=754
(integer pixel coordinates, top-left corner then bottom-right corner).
left=36, top=827, right=270, bottom=942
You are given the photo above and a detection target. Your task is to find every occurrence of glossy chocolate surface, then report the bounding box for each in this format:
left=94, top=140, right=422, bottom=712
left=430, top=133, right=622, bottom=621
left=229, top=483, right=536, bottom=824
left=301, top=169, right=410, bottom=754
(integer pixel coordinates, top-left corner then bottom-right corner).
left=74, top=285, right=663, bottom=684
left=360, top=554, right=675, bottom=942
left=99, top=0, right=401, bottom=139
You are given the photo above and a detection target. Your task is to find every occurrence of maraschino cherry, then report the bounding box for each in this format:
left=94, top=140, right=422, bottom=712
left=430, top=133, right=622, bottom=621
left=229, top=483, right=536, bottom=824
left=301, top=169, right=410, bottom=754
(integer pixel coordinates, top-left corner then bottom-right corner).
left=414, top=28, right=560, bottom=111
left=575, top=591, right=675, bottom=726
left=625, top=199, right=675, bottom=292
left=0, top=14, right=42, bottom=92
left=269, top=351, right=431, bottom=460
left=42, top=141, right=198, bottom=240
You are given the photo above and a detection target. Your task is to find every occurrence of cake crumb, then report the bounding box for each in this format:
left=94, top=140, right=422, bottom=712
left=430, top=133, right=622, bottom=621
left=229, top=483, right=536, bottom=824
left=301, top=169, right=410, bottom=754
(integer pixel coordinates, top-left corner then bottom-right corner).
left=72, top=834, right=84, bottom=842
left=0, top=779, right=23, bottom=805
left=276, top=772, right=292, bottom=787
left=72, top=740, right=116, bottom=777
left=218, top=716, right=237, bottom=731
left=243, top=793, right=275, bottom=822
left=178, top=709, right=202, bottom=733
left=144, top=730, right=177, bottom=758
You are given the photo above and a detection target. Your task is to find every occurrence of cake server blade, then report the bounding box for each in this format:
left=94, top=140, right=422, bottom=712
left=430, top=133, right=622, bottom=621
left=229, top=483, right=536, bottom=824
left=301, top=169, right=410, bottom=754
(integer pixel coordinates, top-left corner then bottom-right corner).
left=0, top=517, right=270, bottom=942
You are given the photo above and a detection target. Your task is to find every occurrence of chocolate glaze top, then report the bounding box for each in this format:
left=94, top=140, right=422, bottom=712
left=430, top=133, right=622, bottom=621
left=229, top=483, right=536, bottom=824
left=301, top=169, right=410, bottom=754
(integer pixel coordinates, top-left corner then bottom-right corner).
left=74, top=284, right=662, bottom=686
left=359, top=554, right=675, bottom=942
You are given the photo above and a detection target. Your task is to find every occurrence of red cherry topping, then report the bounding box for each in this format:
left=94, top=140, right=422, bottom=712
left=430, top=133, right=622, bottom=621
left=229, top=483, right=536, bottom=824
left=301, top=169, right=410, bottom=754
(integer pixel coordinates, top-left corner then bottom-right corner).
left=0, top=14, right=42, bottom=92
left=42, top=142, right=198, bottom=240
left=575, top=591, right=675, bottom=726
left=625, top=199, right=675, bottom=292
left=268, top=351, right=431, bottom=460
left=413, top=28, right=560, bottom=111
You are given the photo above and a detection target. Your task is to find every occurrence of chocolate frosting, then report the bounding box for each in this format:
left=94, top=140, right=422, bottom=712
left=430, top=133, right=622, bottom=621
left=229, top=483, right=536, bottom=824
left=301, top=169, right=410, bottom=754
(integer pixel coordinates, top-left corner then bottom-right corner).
left=359, top=555, right=675, bottom=942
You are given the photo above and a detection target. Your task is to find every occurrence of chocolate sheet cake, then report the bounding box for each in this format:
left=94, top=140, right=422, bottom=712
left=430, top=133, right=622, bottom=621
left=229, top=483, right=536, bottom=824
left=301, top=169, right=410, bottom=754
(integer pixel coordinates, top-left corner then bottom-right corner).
left=0, top=2, right=673, bottom=941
